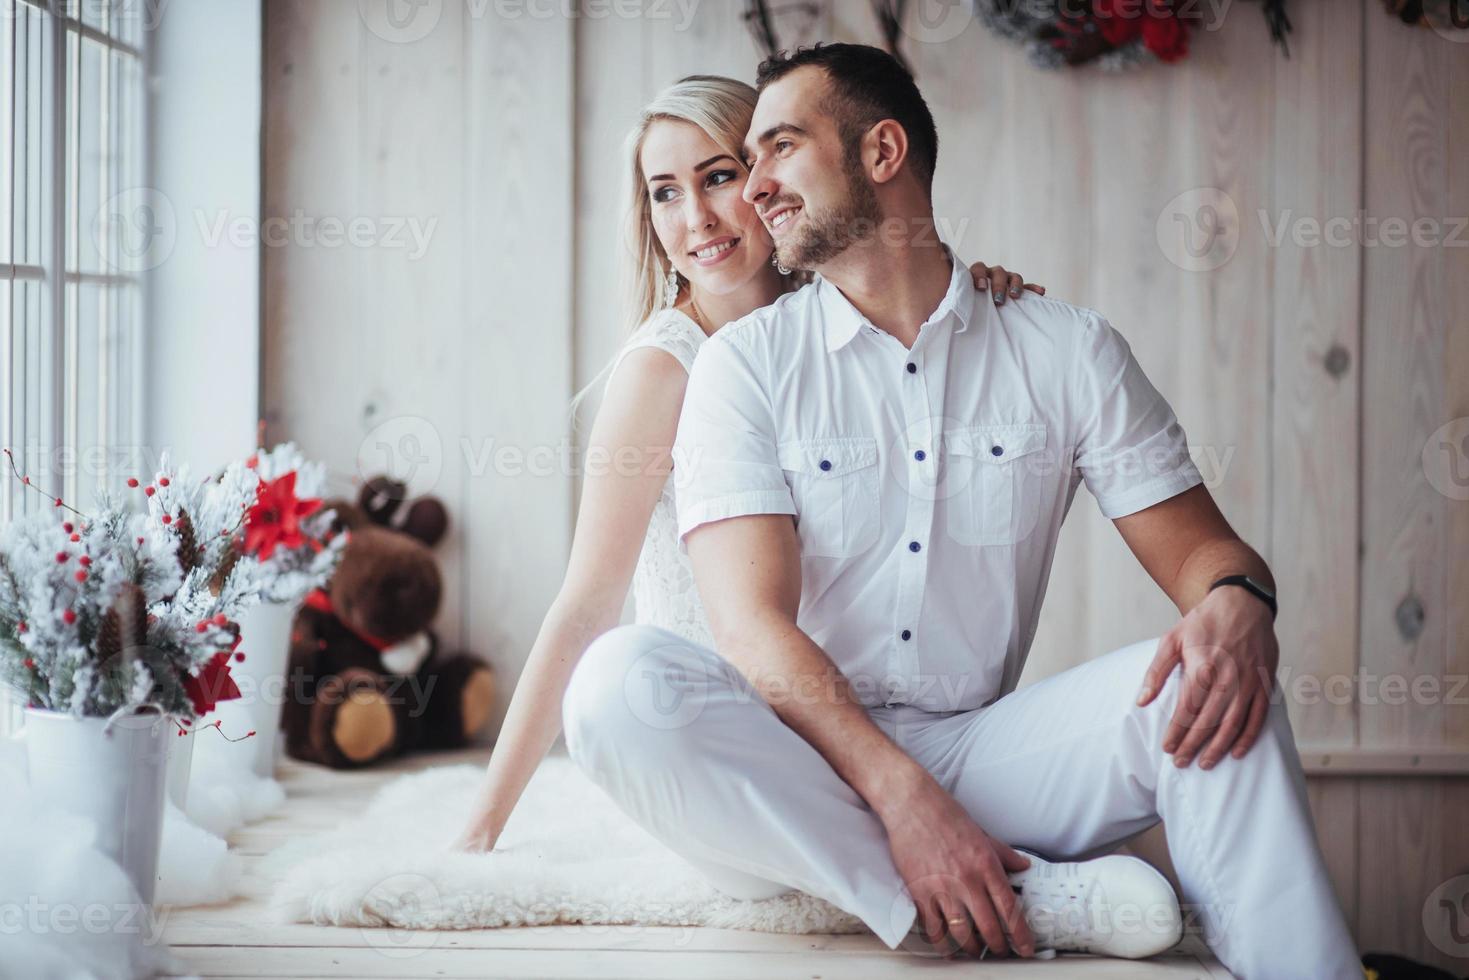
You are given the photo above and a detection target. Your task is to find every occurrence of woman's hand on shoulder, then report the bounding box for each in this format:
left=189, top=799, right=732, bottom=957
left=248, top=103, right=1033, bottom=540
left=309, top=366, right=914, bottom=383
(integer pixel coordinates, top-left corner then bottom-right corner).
left=968, top=260, right=1046, bottom=306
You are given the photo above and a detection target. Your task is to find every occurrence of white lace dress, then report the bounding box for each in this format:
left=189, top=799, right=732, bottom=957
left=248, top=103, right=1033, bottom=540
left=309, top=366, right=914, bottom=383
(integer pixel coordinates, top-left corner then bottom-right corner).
left=605, top=308, right=715, bottom=649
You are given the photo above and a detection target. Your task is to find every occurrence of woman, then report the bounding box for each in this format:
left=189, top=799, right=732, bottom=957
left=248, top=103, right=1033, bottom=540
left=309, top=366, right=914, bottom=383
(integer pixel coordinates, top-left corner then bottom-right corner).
left=452, top=75, right=1043, bottom=852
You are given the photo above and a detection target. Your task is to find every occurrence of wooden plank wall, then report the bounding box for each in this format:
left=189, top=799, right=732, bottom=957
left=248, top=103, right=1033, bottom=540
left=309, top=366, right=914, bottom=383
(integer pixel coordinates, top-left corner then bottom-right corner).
left=261, top=0, right=1468, bottom=969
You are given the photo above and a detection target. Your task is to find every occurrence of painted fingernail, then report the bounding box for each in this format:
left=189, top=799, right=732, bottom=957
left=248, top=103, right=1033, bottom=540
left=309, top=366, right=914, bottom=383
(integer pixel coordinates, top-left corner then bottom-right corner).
left=1010, top=286, right=1021, bottom=297
left=978, top=278, right=988, bottom=290
left=1200, top=759, right=1214, bottom=770
left=994, top=291, right=1003, bottom=304
left=1136, top=686, right=1152, bottom=705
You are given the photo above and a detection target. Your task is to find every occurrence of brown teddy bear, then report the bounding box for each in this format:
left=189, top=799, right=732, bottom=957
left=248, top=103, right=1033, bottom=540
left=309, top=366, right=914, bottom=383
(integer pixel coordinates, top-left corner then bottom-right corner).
left=281, top=476, right=496, bottom=768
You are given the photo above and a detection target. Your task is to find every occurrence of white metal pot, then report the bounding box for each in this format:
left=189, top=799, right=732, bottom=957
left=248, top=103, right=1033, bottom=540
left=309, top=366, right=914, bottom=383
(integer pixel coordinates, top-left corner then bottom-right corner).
left=205, top=599, right=298, bottom=778
left=20, top=707, right=172, bottom=907
left=165, top=723, right=194, bottom=810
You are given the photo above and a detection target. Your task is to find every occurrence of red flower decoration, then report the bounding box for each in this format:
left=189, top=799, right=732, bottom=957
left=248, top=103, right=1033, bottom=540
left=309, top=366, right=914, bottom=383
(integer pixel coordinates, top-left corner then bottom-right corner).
left=1092, top=0, right=1189, bottom=61
left=1141, top=14, right=1188, bottom=62
left=183, top=652, right=242, bottom=716
left=243, top=471, right=322, bottom=560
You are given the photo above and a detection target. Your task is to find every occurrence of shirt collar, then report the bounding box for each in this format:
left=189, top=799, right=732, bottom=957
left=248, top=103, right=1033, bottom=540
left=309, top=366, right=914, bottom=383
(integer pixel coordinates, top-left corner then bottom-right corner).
left=816, top=243, right=977, bottom=353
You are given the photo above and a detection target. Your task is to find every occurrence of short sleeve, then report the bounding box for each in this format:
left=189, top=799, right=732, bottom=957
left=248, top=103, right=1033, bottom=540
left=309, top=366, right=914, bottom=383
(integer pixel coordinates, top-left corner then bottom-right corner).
left=672, top=332, right=796, bottom=551
left=1071, top=313, right=1203, bottom=519
left=606, top=311, right=702, bottom=391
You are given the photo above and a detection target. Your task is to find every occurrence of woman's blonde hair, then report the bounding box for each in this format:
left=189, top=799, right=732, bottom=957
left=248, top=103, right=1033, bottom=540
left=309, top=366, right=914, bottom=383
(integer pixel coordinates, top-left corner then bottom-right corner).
left=621, top=74, right=764, bottom=334
left=571, top=74, right=801, bottom=426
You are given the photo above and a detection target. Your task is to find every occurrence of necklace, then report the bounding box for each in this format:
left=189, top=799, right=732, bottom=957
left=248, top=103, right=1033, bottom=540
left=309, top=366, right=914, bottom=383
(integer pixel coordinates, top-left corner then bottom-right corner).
left=687, top=295, right=710, bottom=336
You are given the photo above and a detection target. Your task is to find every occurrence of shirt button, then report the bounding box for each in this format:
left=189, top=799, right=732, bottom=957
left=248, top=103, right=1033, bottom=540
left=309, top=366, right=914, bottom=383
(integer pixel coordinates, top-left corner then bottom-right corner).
left=819, top=459, right=832, bottom=471
left=913, top=449, right=926, bottom=462
left=991, top=445, right=1004, bottom=457
left=908, top=541, right=921, bottom=553
left=900, top=629, right=912, bottom=641
left=906, top=362, right=916, bottom=374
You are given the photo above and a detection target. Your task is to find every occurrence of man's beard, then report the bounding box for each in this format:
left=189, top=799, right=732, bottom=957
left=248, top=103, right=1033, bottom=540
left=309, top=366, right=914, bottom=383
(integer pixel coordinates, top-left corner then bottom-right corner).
left=773, top=151, right=882, bottom=271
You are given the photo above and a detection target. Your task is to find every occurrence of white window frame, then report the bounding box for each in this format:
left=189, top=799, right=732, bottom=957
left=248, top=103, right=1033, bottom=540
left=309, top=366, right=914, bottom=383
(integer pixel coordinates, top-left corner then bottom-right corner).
left=2, top=0, right=146, bottom=526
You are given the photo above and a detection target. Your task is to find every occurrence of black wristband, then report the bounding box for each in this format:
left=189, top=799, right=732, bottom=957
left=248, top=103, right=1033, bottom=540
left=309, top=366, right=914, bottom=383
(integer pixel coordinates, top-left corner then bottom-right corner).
left=1209, top=575, right=1277, bottom=621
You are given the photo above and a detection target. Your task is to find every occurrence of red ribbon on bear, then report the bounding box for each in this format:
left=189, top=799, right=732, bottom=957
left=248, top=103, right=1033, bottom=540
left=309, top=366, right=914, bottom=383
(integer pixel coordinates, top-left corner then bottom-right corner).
left=303, top=588, right=393, bottom=652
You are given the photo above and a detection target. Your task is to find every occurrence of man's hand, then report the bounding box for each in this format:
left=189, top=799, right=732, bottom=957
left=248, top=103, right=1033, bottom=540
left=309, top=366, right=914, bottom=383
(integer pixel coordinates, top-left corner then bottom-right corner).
left=1135, top=585, right=1280, bottom=770
left=879, top=770, right=1036, bottom=959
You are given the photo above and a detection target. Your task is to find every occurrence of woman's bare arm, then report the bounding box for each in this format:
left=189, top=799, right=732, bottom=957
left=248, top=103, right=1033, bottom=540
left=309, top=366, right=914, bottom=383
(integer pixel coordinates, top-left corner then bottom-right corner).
left=451, top=345, right=689, bottom=851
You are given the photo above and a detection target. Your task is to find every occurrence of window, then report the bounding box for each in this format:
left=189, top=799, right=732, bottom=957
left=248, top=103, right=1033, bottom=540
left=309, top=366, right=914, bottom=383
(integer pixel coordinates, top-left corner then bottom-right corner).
left=2, top=0, right=145, bottom=525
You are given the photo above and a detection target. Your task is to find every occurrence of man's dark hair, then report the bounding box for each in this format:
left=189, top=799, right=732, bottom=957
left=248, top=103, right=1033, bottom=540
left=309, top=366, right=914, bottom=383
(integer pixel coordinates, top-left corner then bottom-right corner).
left=754, top=43, right=938, bottom=193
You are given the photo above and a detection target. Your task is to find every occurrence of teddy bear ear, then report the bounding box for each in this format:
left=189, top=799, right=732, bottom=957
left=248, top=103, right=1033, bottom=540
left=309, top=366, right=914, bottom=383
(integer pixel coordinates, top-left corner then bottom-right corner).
left=320, top=497, right=369, bottom=534
left=399, top=498, right=449, bottom=548
left=358, top=476, right=410, bottom=527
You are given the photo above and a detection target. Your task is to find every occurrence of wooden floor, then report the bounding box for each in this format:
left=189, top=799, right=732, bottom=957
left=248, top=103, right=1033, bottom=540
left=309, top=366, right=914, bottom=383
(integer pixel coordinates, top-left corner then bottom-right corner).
left=161, top=747, right=1235, bottom=979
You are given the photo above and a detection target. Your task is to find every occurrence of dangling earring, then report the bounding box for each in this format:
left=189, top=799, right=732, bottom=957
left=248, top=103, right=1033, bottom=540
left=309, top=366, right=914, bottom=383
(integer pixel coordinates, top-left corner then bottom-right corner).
left=663, top=266, right=680, bottom=308
left=771, top=252, right=792, bottom=276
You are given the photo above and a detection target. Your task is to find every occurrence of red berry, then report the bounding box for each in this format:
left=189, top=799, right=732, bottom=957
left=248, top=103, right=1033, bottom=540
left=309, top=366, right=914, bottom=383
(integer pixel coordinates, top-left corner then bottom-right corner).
left=69, top=533, right=80, bottom=542
left=212, top=613, right=228, bottom=626
left=62, top=609, right=76, bottom=625
left=161, top=514, right=172, bottom=525
left=135, top=537, right=144, bottom=545
left=159, top=477, right=170, bottom=487
left=23, top=658, right=34, bottom=669
left=74, top=571, right=87, bottom=582
left=144, top=486, right=155, bottom=497
left=22, top=476, right=29, bottom=485
left=195, top=622, right=208, bottom=633
left=62, top=522, right=73, bottom=533
left=53, top=499, right=62, bottom=508
left=127, top=478, right=139, bottom=488
left=246, top=455, right=259, bottom=468
left=55, top=552, right=67, bottom=563
left=78, top=556, right=91, bottom=567
left=16, top=621, right=26, bottom=632
left=234, top=652, right=245, bottom=662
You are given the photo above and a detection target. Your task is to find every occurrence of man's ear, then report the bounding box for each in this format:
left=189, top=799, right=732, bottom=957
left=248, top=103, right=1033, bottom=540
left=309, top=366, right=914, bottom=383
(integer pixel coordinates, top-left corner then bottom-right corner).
left=865, top=118, right=910, bottom=187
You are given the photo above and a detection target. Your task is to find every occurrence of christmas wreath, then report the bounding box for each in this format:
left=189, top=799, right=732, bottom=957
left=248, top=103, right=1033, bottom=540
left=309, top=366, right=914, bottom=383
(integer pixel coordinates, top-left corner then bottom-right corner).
left=973, top=0, right=1293, bottom=71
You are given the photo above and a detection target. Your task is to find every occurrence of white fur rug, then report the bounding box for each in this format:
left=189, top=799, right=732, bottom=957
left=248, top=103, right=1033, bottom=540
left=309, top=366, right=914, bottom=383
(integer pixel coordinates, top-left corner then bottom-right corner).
left=266, top=756, right=867, bottom=937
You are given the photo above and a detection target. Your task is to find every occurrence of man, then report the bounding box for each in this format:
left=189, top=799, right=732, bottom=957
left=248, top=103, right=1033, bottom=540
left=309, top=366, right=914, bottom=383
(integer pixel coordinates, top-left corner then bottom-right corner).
left=562, top=43, right=1360, bottom=978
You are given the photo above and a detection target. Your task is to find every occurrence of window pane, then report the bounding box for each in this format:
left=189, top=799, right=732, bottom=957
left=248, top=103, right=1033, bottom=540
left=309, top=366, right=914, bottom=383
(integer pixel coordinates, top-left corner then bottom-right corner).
left=23, top=1, right=45, bottom=267
left=10, top=278, right=41, bottom=518
left=1, top=0, right=13, bottom=267
left=70, top=32, right=106, bottom=273
left=0, top=278, right=10, bottom=523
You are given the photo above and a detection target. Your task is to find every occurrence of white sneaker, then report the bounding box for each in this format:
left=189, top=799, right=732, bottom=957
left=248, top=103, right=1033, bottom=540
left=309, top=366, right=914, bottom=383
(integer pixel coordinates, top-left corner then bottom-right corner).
left=1007, top=847, right=1184, bottom=959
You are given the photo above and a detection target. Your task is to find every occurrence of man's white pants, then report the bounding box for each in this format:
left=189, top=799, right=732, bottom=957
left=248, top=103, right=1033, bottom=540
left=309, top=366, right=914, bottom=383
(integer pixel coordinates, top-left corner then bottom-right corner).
left=561, top=624, right=1360, bottom=980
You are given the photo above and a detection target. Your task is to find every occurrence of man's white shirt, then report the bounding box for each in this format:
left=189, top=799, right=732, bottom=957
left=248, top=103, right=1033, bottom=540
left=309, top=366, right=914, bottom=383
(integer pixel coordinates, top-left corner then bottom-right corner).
left=673, top=247, right=1203, bottom=712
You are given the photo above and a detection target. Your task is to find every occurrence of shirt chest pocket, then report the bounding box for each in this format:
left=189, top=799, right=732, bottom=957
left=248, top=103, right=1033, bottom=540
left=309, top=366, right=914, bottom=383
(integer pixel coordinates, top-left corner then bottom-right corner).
left=942, top=423, right=1048, bottom=547
left=777, top=437, right=882, bottom=559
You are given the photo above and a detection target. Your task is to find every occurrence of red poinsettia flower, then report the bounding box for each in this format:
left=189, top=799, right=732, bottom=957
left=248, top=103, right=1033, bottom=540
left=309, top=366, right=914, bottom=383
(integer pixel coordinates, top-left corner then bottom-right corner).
left=243, top=471, right=322, bottom=560
left=183, top=651, right=241, bottom=716
left=1093, top=0, right=1143, bottom=44
left=1140, top=13, right=1189, bottom=62
left=1092, top=0, right=1189, bottom=62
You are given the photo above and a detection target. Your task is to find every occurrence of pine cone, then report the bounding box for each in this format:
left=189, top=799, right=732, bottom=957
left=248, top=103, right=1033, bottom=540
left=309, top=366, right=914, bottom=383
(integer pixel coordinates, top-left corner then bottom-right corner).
left=175, top=509, right=198, bottom=575
left=96, top=582, right=148, bottom=664
left=209, top=546, right=241, bottom=596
